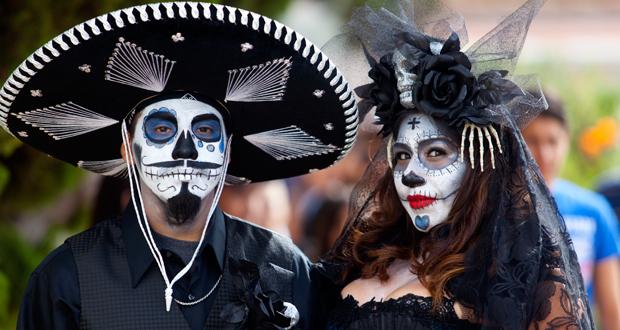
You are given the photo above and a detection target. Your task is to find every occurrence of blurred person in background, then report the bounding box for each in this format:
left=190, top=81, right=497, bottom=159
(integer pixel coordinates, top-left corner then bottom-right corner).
left=298, top=182, right=350, bottom=261
left=597, top=170, right=620, bottom=221
left=288, top=129, right=373, bottom=246
left=522, top=92, right=620, bottom=329
left=219, top=181, right=292, bottom=237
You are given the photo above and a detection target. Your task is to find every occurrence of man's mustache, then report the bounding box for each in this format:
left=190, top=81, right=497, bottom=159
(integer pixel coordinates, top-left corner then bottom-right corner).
left=141, top=159, right=222, bottom=169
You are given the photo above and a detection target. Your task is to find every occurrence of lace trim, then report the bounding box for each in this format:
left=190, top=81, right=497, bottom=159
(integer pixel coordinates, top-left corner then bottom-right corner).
left=329, top=293, right=473, bottom=326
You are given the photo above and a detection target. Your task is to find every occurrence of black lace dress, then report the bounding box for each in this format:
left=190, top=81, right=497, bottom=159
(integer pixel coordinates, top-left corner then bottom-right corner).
left=327, top=293, right=479, bottom=330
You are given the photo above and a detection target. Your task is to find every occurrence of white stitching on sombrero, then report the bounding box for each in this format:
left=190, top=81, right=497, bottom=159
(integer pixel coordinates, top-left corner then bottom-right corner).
left=12, top=102, right=119, bottom=140
left=78, top=159, right=128, bottom=177
left=105, top=38, right=176, bottom=92
left=244, top=125, right=340, bottom=161
left=135, top=5, right=149, bottom=22
left=84, top=19, right=102, bottom=35
left=74, top=24, right=90, bottom=40
left=163, top=3, right=177, bottom=19
left=0, top=2, right=358, bottom=165
left=214, top=4, right=225, bottom=21
left=98, top=15, right=113, bottom=31
left=251, top=12, right=264, bottom=31
left=186, top=2, right=199, bottom=19
left=4, top=84, right=19, bottom=95
left=109, top=10, right=125, bottom=28
left=225, top=57, right=292, bottom=103
left=43, top=41, right=60, bottom=57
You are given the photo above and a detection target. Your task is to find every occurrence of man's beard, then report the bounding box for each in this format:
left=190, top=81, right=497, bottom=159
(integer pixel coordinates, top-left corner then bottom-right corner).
left=166, top=182, right=201, bottom=225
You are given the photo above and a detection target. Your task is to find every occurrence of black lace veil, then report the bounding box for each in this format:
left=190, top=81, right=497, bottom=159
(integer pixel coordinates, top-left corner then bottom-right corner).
left=321, top=0, right=593, bottom=328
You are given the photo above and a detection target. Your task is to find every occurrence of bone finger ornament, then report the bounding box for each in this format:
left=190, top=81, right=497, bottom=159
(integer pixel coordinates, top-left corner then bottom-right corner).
left=460, top=123, right=503, bottom=170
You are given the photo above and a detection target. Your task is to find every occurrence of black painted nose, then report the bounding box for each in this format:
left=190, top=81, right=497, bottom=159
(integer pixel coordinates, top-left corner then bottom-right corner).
left=172, top=131, right=198, bottom=160
left=402, top=171, right=426, bottom=188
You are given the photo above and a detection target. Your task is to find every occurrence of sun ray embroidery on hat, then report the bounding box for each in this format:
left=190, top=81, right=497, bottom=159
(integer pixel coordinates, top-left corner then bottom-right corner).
left=105, top=37, right=176, bottom=92
left=244, top=125, right=340, bottom=160
left=225, top=57, right=292, bottom=102
left=77, top=159, right=127, bottom=177
left=13, top=102, right=118, bottom=140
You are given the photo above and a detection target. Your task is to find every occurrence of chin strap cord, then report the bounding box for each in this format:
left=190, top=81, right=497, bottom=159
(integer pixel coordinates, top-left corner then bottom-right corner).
left=122, top=121, right=232, bottom=311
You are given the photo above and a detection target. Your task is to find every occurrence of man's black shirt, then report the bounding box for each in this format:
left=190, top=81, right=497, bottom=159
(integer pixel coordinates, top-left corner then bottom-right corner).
left=17, top=206, right=312, bottom=329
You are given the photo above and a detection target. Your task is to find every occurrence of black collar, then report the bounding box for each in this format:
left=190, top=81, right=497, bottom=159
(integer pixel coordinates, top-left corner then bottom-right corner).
left=121, top=205, right=227, bottom=288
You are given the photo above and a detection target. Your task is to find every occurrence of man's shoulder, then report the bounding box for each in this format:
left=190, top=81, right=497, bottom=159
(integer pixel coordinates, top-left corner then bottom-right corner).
left=224, top=213, right=306, bottom=259
left=30, top=218, right=121, bottom=282
left=32, top=242, right=76, bottom=278
left=65, top=217, right=122, bottom=253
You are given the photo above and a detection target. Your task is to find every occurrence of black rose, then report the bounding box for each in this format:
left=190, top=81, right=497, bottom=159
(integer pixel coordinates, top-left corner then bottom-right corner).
left=415, top=33, right=478, bottom=126
left=355, top=53, right=404, bottom=136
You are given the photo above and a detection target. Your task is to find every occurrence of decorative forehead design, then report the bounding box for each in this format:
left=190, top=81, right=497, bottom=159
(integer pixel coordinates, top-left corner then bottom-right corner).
left=395, top=112, right=457, bottom=142
left=135, top=98, right=225, bottom=125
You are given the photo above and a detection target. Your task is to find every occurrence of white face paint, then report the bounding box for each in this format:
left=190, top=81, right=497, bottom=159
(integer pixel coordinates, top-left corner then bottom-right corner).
left=392, top=112, right=466, bottom=232
left=132, top=98, right=226, bottom=203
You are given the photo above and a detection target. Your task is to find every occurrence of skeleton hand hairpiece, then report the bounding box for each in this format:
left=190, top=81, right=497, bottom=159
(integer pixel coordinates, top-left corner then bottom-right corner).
left=460, top=123, right=503, bottom=171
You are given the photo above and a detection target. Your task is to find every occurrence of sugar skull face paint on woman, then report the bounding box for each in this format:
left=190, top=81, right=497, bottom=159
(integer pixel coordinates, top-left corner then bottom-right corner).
left=392, top=112, right=466, bottom=232
left=132, top=98, right=227, bottom=223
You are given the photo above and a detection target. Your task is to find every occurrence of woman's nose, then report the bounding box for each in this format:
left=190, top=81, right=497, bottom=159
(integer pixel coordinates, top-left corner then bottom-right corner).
left=402, top=171, right=426, bottom=188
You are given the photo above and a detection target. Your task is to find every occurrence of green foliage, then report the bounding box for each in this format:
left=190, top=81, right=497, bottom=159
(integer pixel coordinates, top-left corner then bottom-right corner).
left=0, top=225, right=43, bottom=324
left=0, top=271, right=9, bottom=327
left=519, top=61, right=620, bottom=188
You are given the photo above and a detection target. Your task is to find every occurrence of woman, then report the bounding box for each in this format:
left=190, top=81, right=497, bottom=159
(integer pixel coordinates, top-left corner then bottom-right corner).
left=317, top=0, right=593, bottom=328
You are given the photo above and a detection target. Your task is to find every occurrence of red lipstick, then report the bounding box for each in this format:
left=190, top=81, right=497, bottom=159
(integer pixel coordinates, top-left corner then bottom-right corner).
left=407, top=195, right=436, bottom=209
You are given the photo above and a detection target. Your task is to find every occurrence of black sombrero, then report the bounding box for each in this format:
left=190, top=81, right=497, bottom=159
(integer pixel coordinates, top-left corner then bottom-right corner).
left=0, top=2, right=358, bottom=183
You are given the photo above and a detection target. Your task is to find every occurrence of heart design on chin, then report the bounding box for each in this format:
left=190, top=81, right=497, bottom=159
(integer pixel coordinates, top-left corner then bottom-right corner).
left=414, top=215, right=430, bottom=232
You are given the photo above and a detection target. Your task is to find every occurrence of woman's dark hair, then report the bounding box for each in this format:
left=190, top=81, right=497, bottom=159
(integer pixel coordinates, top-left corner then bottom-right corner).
left=336, top=122, right=506, bottom=310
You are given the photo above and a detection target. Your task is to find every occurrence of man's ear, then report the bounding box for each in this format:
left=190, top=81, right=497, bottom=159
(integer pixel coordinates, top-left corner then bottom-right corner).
left=120, top=143, right=128, bottom=162
left=120, top=136, right=133, bottom=165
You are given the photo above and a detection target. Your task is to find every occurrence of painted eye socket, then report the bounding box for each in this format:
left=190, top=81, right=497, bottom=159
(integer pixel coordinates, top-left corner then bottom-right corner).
left=144, top=117, right=177, bottom=143
left=396, top=152, right=411, bottom=160
left=393, top=149, right=412, bottom=170
left=418, top=138, right=458, bottom=170
left=192, top=119, right=221, bottom=142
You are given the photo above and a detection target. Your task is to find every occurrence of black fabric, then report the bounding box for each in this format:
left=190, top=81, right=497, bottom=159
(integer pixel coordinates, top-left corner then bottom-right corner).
left=327, top=294, right=479, bottom=330
left=17, top=207, right=313, bottom=329
left=152, top=231, right=199, bottom=265
left=1, top=2, right=358, bottom=183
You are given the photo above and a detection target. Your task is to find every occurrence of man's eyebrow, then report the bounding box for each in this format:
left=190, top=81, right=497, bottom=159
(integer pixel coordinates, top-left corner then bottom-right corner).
left=191, top=114, right=220, bottom=124
left=146, top=110, right=177, bottom=121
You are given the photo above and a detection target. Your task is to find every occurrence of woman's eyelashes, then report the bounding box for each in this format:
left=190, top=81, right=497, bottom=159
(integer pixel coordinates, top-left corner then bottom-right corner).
left=418, top=138, right=459, bottom=170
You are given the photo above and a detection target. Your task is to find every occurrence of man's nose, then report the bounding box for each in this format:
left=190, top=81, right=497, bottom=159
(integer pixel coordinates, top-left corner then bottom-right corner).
left=172, top=130, right=198, bottom=160
left=402, top=171, right=426, bottom=188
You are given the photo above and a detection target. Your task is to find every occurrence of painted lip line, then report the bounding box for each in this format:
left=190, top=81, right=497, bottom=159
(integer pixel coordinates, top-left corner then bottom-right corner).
left=407, top=195, right=437, bottom=210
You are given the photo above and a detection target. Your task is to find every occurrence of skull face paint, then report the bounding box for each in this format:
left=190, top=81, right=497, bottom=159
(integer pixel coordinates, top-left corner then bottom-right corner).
left=132, top=98, right=226, bottom=223
left=392, top=50, right=417, bottom=109
left=392, top=112, right=466, bottom=232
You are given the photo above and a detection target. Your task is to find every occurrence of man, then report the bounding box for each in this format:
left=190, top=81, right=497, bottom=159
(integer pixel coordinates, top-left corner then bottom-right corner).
left=522, top=92, right=620, bottom=329
left=1, top=3, right=358, bottom=329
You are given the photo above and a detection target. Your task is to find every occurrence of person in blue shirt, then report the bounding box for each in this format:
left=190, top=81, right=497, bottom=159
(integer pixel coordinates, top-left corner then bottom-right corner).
left=523, top=92, right=620, bottom=329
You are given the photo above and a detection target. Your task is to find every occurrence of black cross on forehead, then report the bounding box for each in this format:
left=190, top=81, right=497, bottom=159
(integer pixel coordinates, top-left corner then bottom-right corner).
left=408, top=117, right=421, bottom=130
